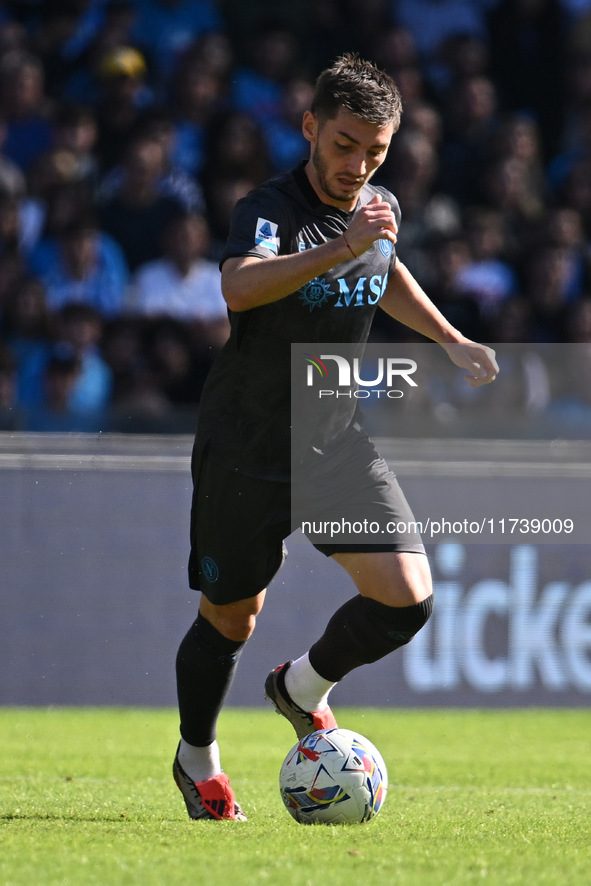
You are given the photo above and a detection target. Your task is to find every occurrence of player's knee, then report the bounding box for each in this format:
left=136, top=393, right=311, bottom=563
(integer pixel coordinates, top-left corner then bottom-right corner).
left=206, top=609, right=256, bottom=642
left=364, top=594, right=433, bottom=649
left=200, top=594, right=264, bottom=642
left=309, top=593, right=434, bottom=681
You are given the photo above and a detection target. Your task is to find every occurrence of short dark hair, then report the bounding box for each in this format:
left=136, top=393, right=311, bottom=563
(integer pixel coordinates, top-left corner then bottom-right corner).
left=311, top=53, right=402, bottom=129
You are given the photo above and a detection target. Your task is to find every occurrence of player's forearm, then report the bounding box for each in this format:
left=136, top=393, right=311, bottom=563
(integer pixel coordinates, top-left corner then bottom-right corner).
left=221, top=237, right=352, bottom=311
left=380, top=260, right=467, bottom=344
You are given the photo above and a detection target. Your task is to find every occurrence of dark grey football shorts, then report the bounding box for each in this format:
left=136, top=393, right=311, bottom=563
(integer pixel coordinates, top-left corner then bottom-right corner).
left=189, top=431, right=425, bottom=605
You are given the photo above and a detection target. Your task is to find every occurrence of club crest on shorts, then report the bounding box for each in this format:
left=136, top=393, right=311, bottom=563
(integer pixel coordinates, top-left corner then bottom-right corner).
left=201, top=556, right=220, bottom=583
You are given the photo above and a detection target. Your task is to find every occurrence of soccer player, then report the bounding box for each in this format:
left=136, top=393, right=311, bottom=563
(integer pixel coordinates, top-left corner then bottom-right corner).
left=172, top=54, right=498, bottom=820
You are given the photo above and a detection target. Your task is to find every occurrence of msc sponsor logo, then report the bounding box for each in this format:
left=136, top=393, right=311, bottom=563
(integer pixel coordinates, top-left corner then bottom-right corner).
left=297, top=274, right=389, bottom=311
left=334, top=273, right=389, bottom=307
left=298, top=278, right=331, bottom=311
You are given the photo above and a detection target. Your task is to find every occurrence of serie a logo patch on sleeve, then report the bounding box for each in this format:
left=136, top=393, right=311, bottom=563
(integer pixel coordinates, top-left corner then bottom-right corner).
left=255, top=217, right=279, bottom=253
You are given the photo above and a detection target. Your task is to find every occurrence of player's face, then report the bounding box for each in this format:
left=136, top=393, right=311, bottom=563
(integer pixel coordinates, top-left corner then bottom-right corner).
left=303, top=109, right=394, bottom=210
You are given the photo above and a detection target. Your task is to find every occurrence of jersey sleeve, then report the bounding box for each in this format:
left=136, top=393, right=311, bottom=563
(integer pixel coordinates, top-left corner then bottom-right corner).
left=219, top=187, right=288, bottom=267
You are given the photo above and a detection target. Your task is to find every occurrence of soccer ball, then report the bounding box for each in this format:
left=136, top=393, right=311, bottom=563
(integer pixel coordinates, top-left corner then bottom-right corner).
left=279, top=727, right=388, bottom=825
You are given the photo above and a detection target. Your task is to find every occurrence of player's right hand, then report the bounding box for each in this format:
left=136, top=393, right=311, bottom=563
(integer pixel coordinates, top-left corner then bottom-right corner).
left=345, top=193, right=398, bottom=257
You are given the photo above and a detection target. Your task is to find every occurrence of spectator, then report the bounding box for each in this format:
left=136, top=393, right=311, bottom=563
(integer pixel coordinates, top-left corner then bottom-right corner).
left=101, top=315, right=152, bottom=406
left=30, top=214, right=128, bottom=317
left=93, top=1, right=138, bottom=54
left=19, top=147, right=91, bottom=253
left=130, top=0, right=224, bottom=81
left=0, top=16, right=29, bottom=59
left=488, top=296, right=535, bottom=343
left=532, top=206, right=591, bottom=299
left=560, top=47, right=591, bottom=154
left=53, top=302, right=113, bottom=415
left=0, top=50, right=53, bottom=172
left=1, top=275, right=54, bottom=407
left=438, top=73, right=500, bottom=205
left=423, top=231, right=485, bottom=341
left=456, top=206, right=517, bottom=317
left=51, top=102, right=99, bottom=188
left=401, top=99, right=443, bottom=150
left=371, top=23, right=426, bottom=108
left=261, top=77, right=314, bottom=172
left=101, top=315, right=184, bottom=429
left=564, top=296, right=591, bottom=341
left=522, top=243, right=577, bottom=340
left=230, top=25, right=301, bottom=126
left=0, top=341, right=19, bottom=428
left=0, top=246, right=26, bottom=317
left=58, top=8, right=141, bottom=107
left=186, top=30, right=235, bottom=93
left=378, top=127, right=461, bottom=289
left=0, top=192, right=21, bottom=255
left=93, top=45, right=153, bottom=172
left=97, top=107, right=204, bottom=211
left=29, top=2, right=107, bottom=98
left=548, top=102, right=591, bottom=196
left=25, top=343, right=100, bottom=431
left=0, top=114, right=26, bottom=196
left=168, top=49, right=226, bottom=179
left=381, top=127, right=439, bottom=217
left=341, top=0, right=393, bottom=60
left=481, top=155, right=545, bottom=258
left=201, top=110, right=272, bottom=187
left=98, top=134, right=185, bottom=270
left=202, top=174, right=259, bottom=261
left=302, top=0, right=359, bottom=72
left=436, top=32, right=490, bottom=93
left=145, top=315, right=209, bottom=407
left=559, top=156, right=591, bottom=238
left=490, top=112, right=546, bottom=202
left=129, top=212, right=229, bottom=349
left=487, top=0, right=566, bottom=158
left=393, top=0, right=494, bottom=91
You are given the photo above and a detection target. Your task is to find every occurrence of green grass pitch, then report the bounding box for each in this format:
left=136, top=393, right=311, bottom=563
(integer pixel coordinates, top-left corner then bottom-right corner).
left=1, top=707, right=590, bottom=886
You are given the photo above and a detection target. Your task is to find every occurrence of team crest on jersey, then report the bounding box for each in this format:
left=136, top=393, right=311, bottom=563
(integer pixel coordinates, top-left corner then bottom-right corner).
left=255, top=217, right=279, bottom=253
left=298, top=277, right=332, bottom=311
left=378, top=238, right=392, bottom=257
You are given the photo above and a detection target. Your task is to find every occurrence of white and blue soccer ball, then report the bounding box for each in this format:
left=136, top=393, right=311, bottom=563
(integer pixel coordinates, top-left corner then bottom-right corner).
left=279, top=727, right=388, bottom=825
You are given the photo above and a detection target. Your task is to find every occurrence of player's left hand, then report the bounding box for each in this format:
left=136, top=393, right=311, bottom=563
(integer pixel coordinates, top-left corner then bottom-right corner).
left=440, top=340, right=499, bottom=388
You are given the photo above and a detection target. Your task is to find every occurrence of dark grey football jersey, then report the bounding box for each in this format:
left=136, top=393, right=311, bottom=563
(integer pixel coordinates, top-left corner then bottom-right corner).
left=196, top=163, right=401, bottom=480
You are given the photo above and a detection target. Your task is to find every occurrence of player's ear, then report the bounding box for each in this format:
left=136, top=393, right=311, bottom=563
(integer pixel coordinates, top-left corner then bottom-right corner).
left=302, top=110, right=318, bottom=144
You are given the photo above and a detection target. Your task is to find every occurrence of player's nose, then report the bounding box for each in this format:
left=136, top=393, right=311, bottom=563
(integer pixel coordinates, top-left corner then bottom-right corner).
left=346, top=150, right=367, bottom=177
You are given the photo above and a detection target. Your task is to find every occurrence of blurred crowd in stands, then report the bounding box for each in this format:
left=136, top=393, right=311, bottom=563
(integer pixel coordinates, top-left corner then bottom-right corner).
left=0, top=0, right=591, bottom=433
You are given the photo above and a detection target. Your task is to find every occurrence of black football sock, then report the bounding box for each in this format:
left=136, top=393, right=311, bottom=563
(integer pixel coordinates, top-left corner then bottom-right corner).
left=308, top=594, right=433, bottom=683
left=176, top=613, right=245, bottom=747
